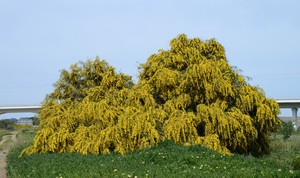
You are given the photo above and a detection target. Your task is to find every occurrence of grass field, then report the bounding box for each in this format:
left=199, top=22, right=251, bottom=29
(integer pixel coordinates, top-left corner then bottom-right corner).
left=6, top=130, right=300, bottom=178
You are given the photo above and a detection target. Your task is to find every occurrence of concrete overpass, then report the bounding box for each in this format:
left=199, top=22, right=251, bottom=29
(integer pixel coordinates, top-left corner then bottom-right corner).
left=0, top=99, right=299, bottom=128
left=0, top=105, right=41, bottom=115
left=276, top=99, right=300, bottom=129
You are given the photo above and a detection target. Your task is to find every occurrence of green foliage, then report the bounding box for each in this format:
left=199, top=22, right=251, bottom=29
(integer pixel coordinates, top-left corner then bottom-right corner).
left=0, top=119, right=15, bottom=130
left=31, top=117, right=40, bottom=126
left=269, top=136, right=300, bottom=173
left=293, top=157, right=300, bottom=170
left=281, top=121, right=295, bottom=140
left=8, top=132, right=300, bottom=178
left=22, top=34, right=281, bottom=156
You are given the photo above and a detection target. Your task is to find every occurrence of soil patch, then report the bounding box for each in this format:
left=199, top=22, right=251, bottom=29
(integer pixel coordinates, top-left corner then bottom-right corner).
left=0, top=131, right=18, bottom=178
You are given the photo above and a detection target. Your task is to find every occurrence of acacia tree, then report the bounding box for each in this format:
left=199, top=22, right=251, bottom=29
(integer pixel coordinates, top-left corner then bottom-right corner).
left=22, top=34, right=281, bottom=156
left=138, top=34, right=281, bottom=155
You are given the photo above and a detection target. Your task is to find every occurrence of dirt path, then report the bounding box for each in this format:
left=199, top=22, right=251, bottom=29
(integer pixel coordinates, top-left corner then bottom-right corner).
left=0, top=131, right=18, bottom=178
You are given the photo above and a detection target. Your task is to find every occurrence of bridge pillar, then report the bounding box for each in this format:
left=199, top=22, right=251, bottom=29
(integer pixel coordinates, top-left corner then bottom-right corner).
left=291, top=108, right=298, bottom=130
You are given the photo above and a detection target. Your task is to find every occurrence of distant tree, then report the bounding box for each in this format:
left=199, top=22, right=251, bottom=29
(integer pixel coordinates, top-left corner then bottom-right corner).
left=0, top=119, right=15, bottom=130
left=22, top=34, right=281, bottom=156
left=27, top=117, right=40, bottom=126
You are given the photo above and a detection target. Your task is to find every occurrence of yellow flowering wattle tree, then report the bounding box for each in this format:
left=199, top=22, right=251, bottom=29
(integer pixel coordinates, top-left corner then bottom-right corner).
left=22, top=34, right=281, bottom=156
left=138, top=34, right=281, bottom=155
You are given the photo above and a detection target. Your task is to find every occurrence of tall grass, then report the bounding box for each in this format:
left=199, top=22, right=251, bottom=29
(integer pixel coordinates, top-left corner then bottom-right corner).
left=7, top=130, right=300, bottom=178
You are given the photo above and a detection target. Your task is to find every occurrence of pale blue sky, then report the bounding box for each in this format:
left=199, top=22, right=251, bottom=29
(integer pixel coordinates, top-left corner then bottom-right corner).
left=1, top=0, right=300, bottom=118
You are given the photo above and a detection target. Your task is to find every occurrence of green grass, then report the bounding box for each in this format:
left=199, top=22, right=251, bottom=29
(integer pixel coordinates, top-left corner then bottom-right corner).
left=7, top=130, right=300, bottom=178
left=0, top=128, right=10, bottom=142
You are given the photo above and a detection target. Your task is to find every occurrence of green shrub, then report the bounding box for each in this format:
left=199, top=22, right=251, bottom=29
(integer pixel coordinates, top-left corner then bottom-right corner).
left=281, top=121, right=294, bottom=140
left=0, top=119, right=15, bottom=130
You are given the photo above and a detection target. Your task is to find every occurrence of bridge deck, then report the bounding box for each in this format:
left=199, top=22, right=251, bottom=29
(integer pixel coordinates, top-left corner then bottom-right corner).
left=276, top=99, right=300, bottom=108
left=0, top=105, right=41, bottom=114
left=1, top=100, right=300, bottom=114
